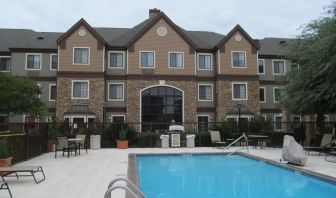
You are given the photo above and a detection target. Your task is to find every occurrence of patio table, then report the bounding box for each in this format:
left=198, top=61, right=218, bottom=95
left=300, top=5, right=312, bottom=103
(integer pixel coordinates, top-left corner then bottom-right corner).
left=248, top=135, right=269, bottom=149
left=68, top=138, right=82, bottom=155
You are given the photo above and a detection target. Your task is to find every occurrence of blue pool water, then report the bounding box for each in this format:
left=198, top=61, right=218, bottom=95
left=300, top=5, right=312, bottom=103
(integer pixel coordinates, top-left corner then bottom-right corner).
left=136, top=154, right=336, bottom=198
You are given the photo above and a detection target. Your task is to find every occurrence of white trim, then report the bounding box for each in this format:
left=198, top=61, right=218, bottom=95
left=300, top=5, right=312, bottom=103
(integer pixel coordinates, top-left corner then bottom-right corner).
left=197, top=53, right=213, bottom=70
left=71, top=80, right=89, bottom=99
left=108, top=51, right=125, bottom=69
left=102, top=46, right=105, bottom=72
left=293, top=115, right=301, bottom=122
left=217, top=50, right=221, bottom=74
left=168, top=51, right=184, bottom=69
left=126, top=50, right=129, bottom=74
left=139, top=84, right=185, bottom=131
left=273, top=87, right=284, bottom=103
left=194, top=51, right=197, bottom=75
left=259, top=86, right=266, bottom=103
left=139, top=51, right=155, bottom=68
left=73, top=47, right=90, bottom=65
left=110, top=115, right=126, bottom=123
left=25, top=53, right=42, bottom=70
left=57, top=45, right=60, bottom=71
left=36, top=83, right=41, bottom=98
left=274, top=114, right=283, bottom=131
left=0, top=56, right=11, bottom=72
left=258, top=59, right=265, bottom=74
left=231, top=82, right=248, bottom=100
left=198, top=83, right=213, bottom=101
left=272, top=59, right=286, bottom=75
left=291, top=63, right=300, bottom=71
left=231, top=51, right=247, bottom=68
left=225, top=115, right=253, bottom=121
left=49, top=54, right=58, bottom=71
left=48, top=84, right=56, bottom=101
left=107, top=83, right=125, bottom=101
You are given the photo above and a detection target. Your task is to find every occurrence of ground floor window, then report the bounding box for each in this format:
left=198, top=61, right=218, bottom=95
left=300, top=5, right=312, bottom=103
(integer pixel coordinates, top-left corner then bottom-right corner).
left=198, top=116, right=209, bottom=132
left=111, top=115, right=125, bottom=123
left=274, top=115, right=283, bottom=131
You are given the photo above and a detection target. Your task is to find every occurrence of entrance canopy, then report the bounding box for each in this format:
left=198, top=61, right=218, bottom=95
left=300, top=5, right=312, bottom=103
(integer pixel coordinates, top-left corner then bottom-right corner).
left=64, top=105, right=95, bottom=115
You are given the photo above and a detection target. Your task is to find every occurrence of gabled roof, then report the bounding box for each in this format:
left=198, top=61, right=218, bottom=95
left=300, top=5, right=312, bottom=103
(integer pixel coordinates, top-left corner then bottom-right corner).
left=216, top=24, right=259, bottom=50
left=56, top=18, right=107, bottom=45
left=124, top=12, right=199, bottom=49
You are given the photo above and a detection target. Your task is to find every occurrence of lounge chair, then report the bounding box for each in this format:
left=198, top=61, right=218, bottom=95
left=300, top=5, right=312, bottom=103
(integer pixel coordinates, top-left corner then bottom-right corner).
left=304, top=131, right=334, bottom=155
left=0, top=181, right=12, bottom=198
left=210, top=131, right=227, bottom=148
left=76, top=134, right=88, bottom=154
left=0, top=166, right=45, bottom=184
left=55, top=137, right=76, bottom=158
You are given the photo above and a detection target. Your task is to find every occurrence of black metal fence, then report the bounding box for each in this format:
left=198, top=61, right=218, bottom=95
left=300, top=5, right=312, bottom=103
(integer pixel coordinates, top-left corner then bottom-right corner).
left=0, top=121, right=334, bottom=164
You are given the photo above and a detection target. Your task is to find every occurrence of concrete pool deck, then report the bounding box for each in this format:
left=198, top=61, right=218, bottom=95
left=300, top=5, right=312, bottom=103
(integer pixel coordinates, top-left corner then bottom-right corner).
left=1, top=147, right=335, bottom=198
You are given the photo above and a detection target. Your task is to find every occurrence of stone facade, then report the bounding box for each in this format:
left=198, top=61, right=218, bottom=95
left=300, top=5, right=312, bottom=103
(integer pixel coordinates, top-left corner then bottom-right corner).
left=216, top=79, right=260, bottom=121
left=126, top=80, right=197, bottom=123
left=56, top=77, right=105, bottom=121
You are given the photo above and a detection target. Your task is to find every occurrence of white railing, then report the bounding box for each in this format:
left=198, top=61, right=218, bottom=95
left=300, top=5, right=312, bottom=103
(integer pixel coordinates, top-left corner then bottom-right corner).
left=105, top=177, right=147, bottom=198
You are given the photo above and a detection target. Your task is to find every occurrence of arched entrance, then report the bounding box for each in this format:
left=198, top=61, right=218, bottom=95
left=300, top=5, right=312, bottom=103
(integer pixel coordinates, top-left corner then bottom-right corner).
left=141, top=86, right=183, bottom=128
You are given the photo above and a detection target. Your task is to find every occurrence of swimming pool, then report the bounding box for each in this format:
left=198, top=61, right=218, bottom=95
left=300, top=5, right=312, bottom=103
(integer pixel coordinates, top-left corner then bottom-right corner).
left=135, top=154, right=336, bottom=198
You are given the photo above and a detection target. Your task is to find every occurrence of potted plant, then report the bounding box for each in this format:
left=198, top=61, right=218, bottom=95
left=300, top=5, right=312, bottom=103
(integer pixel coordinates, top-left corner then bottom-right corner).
left=116, top=126, right=128, bottom=149
left=0, top=138, right=12, bottom=167
left=47, top=117, right=59, bottom=152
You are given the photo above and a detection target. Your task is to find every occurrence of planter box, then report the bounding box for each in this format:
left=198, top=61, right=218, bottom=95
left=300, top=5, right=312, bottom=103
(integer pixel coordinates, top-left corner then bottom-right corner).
left=116, top=140, right=128, bottom=149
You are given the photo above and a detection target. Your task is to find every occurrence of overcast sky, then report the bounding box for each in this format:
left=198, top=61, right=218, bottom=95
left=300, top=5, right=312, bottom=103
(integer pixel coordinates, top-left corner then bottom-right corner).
left=0, top=0, right=332, bottom=39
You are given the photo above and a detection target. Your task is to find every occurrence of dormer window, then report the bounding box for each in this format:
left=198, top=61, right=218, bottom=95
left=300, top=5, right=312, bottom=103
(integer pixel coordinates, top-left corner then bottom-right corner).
left=198, top=53, right=212, bottom=70
left=109, top=51, right=125, bottom=68
left=232, top=51, right=246, bottom=68
left=73, top=47, right=89, bottom=65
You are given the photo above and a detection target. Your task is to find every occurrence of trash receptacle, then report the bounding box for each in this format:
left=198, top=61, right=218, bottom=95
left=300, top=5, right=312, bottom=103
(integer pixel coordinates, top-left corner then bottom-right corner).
left=160, top=135, right=169, bottom=148
left=186, top=134, right=195, bottom=148
left=90, top=135, right=101, bottom=150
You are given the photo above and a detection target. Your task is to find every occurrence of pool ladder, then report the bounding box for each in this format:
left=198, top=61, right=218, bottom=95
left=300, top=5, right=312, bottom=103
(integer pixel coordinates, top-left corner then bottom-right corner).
left=224, top=133, right=249, bottom=155
left=104, top=177, right=147, bottom=198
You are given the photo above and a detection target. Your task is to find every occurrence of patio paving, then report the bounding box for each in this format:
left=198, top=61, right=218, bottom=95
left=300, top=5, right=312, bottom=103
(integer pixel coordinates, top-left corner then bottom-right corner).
left=1, top=147, right=335, bottom=198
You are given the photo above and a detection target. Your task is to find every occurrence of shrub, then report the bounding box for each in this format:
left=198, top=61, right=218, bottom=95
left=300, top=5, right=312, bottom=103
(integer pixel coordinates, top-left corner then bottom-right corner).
left=0, top=137, right=9, bottom=159
left=194, top=132, right=212, bottom=147
left=134, top=132, right=158, bottom=147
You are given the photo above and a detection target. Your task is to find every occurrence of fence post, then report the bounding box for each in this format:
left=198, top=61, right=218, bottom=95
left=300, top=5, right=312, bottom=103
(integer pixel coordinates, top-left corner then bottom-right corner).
left=25, top=131, right=28, bottom=161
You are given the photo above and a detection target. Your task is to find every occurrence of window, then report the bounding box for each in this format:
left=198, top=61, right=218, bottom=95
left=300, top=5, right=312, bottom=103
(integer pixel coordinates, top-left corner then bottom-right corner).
left=140, top=51, right=155, bottom=68
left=73, top=48, right=89, bottom=64
left=50, top=54, right=58, bottom=70
left=49, top=84, right=56, bottom=101
left=109, top=51, right=124, bottom=68
left=26, top=53, right=41, bottom=70
left=108, top=83, right=124, bottom=101
left=72, top=81, right=89, bottom=99
left=232, top=51, right=246, bottom=68
left=258, top=59, right=265, bottom=74
left=273, top=60, right=285, bottom=75
left=293, top=116, right=301, bottom=123
left=274, top=115, right=283, bottom=131
left=232, top=83, right=247, bottom=100
left=198, top=84, right=213, bottom=101
left=0, top=56, right=11, bottom=72
left=198, top=116, right=209, bottom=132
left=259, top=87, right=266, bottom=103
left=274, top=87, right=285, bottom=103
left=291, top=63, right=299, bottom=71
left=111, top=115, right=125, bottom=123
left=169, top=52, right=184, bottom=68
left=198, top=53, right=212, bottom=70
left=36, top=84, right=41, bottom=98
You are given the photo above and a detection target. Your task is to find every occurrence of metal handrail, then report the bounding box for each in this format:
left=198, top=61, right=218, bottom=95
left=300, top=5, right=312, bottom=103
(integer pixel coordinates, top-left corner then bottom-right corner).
left=105, top=177, right=146, bottom=198
left=224, top=133, right=249, bottom=155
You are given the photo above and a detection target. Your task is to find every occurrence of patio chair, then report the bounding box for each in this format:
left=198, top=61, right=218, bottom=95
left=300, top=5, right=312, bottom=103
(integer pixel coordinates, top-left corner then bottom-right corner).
left=304, top=130, right=335, bottom=155
left=210, top=131, right=227, bottom=148
left=0, top=166, right=45, bottom=184
left=0, top=181, right=12, bottom=198
left=55, top=137, right=76, bottom=158
left=76, top=134, right=88, bottom=154
left=325, top=149, right=336, bottom=163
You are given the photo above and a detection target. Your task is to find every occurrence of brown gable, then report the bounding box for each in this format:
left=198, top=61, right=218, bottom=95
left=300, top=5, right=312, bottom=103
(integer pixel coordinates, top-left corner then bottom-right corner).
left=216, top=24, right=259, bottom=52
left=126, top=12, right=198, bottom=50
left=56, top=18, right=106, bottom=46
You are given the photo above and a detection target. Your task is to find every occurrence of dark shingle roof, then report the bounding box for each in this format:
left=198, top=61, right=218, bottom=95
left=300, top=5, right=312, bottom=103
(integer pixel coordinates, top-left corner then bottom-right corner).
left=259, top=37, right=296, bottom=56
left=184, top=31, right=224, bottom=49
left=0, top=29, right=62, bottom=51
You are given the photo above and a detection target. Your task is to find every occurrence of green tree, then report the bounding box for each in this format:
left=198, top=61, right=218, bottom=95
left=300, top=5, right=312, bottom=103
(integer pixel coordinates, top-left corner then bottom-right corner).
left=0, top=73, right=47, bottom=119
left=282, top=2, right=336, bottom=133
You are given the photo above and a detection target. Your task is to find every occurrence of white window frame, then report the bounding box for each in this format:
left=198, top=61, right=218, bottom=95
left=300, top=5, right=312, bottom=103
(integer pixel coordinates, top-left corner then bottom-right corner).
left=110, top=115, right=126, bottom=123
left=197, top=53, right=213, bottom=70
left=291, top=63, right=300, bottom=71
left=139, top=51, right=155, bottom=68
left=36, top=83, right=41, bottom=98
left=198, top=84, right=213, bottom=101
left=168, top=51, right=184, bottom=69
left=50, top=54, right=58, bottom=71
left=108, top=83, right=124, bottom=101
left=108, top=51, right=125, bottom=69
left=324, top=115, right=330, bottom=122
left=0, top=56, right=11, bottom=72
left=231, top=51, right=247, bottom=68
left=273, top=87, right=284, bottom=103
left=274, top=114, right=283, bottom=131
left=73, top=47, right=90, bottom=65
left=272, top=59, right=286, bottom=75
left=232, top=82, right=248, bottom=101
left=259, top=87, right=266, bottom=103
left=49, top=84, right=56, bottom=101
left=71, top=80, right=89, bottom=99
left=25, top=53, right=42, bottom=70
left=197, top=115, right=210, bottom=131
left=258, top=59, right=265, bottom=74
left=293, top=115, right=301, bottom=122
left=226, top=115, right=253, bottom=122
